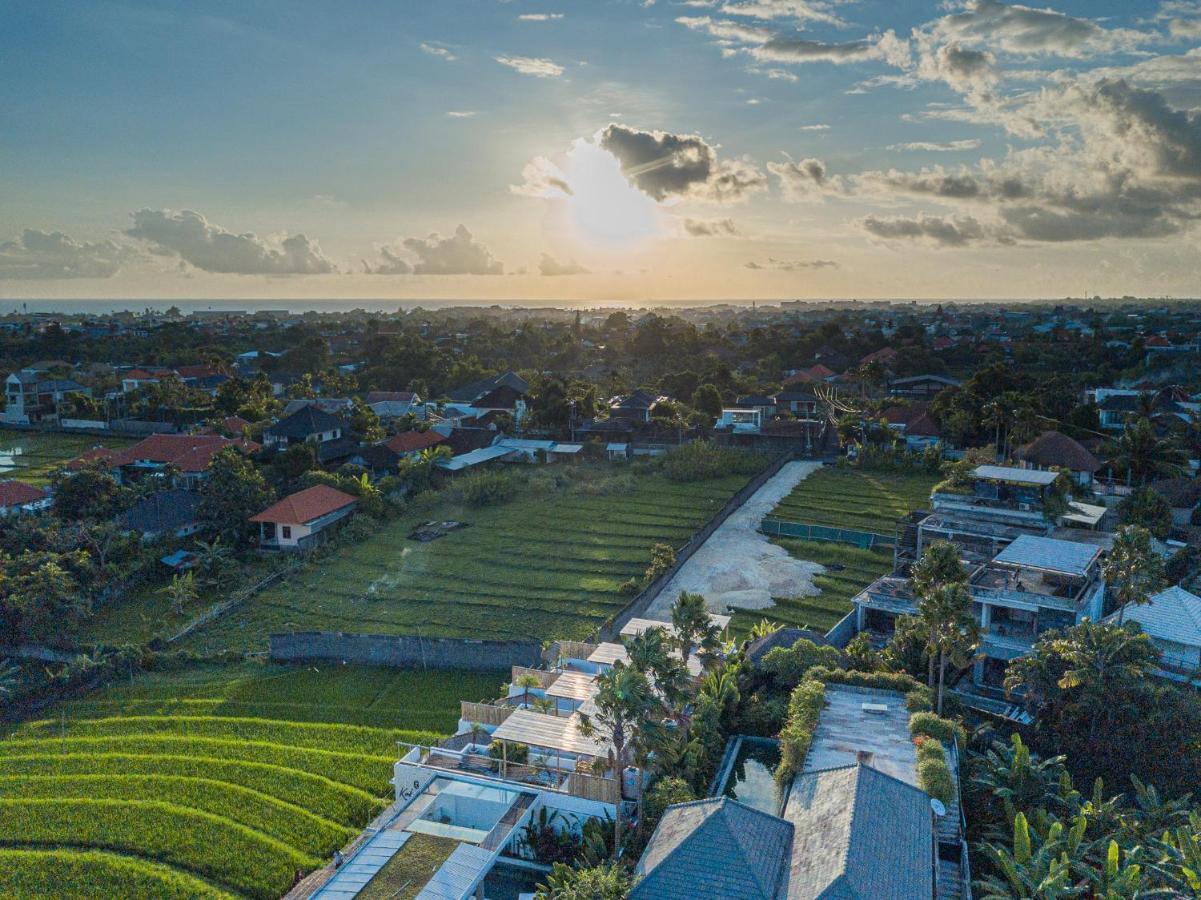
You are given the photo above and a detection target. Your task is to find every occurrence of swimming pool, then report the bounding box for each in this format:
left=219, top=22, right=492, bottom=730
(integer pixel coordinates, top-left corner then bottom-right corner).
left=711, top=735, right=785, bottom=816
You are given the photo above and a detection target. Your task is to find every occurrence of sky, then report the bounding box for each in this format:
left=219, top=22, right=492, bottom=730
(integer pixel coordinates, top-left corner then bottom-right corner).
left=1, top=0, right=1200, bottom=305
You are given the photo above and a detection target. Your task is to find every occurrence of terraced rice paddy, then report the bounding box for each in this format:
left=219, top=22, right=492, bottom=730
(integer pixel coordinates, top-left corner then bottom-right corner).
left=0, top=663, right=502, bottom=899
left=769, top=466, right=937, bottom=536
left=184, top=470, right=751, bottom=652
left=0, top=428, right=133, bottom=486
left=731, top=467, right=936, bottom=634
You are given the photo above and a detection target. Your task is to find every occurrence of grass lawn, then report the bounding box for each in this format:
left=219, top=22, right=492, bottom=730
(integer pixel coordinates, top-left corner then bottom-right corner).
left=0, top=428, right=134, bottom=486
left=769, top=466, right=937, bottom=536
left=359, top=833, right=460, bottom=900
left=0, top=661, right=500, bottom=899
left=181, top=466, right=751, bottom=653
left=731, top=539, right=894, bottom=634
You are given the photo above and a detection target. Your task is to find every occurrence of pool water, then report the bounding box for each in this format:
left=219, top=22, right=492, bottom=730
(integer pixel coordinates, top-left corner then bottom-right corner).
left=720, top=737, right=784, bottom=815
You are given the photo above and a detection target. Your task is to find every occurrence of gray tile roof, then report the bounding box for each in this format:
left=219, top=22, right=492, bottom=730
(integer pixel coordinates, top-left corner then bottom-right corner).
left=784, top=764, right=934, bottom=900
left=1110, top=585, right=1201, bottom=648
left=992, top=534, right=1100, bottom=577
left=632, top=797, right=793, bottom=899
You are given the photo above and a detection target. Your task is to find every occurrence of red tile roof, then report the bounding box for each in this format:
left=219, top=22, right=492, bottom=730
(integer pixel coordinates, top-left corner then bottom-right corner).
left=0, top=480, right=48, bottom=508
left=71, top=434, right=259, bottom=474
left=384, top=430, right=445, bottom=454
left=249, top=484, right=357, bottom=525
left=175, top=364, right=222, bottom=379
left=223, top=415, right=251, bottom=434
left=67, top=447, right=118, bottom=470
left=783, top=364, right=836, bottom=385
left=860, top=347, right=898, bottom=366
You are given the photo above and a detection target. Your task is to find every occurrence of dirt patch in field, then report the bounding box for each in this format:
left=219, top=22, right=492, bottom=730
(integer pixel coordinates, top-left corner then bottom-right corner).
left=644, top=460, right=825, bottom=618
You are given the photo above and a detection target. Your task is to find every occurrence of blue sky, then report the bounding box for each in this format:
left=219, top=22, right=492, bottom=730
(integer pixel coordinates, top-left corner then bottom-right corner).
left=2, top=0, right=1199, bottom=302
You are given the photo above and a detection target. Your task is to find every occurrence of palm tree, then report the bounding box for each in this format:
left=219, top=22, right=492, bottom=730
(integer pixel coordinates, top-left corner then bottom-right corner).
left=159, top=570, right=199, bottom=616
left=194, top=537, right=232, bottom=583
left=911, top=542, right=967, bottom=690
left=670, top=591, right=720, bottom=672
left=625, top=626, right=689, bottom=721
left=919, top=581, right=978, bottom=714
left=0, top=660, right=18, bottom=702
left=578, top=662, right=654, bottom=850
left=1105, top=418, right=1188, bottom=485
left=513, top=672, right=543, bottom=710
left=1103, top=525, right=1165, bottom=624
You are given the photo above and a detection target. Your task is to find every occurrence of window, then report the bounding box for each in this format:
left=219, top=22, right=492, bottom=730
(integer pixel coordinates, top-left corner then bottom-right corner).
left=282, top=526, right=292, bottom=539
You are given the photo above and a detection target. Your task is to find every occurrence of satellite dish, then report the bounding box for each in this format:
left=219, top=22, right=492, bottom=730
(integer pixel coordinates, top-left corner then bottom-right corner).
left=930, top=799, right=947, bottom=818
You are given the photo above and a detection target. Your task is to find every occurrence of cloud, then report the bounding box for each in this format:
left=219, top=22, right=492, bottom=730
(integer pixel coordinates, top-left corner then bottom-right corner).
left=0, top=229, right=135, bottom=280
left=887, top=139, right=984, bottom=151
left=861, top=214, right=989, bottom=246
left=718, top=0, right=851, bottom=27
left=510, top=155, right=573, bottom=198
left=768, top=157, right=843, bottom=201
left=681, top=217, right=740, bottom=236
left=745, top=256, right=839, bottom=270
left=445, top=110, right=477, bottom=118
left=916, top=42, right=999, bottom=94
left=922, top=0, right=1151, bottom=58
left=403, top=225, right=503, bottom=275
left=749, top=32, right=906, bottom=66
left=495, top=55, right=564, bottom=77
left=798, top=123, right=831, bottom=131
left=518, top=13, right=564, bottom=20
left=362, top=248, right=412, bottom=275
left=126, top=209, right=335, bottom=275
left=420, top=42, right=457, bottom=61
left=598, top=123, right=767, bottom=203
left=675, top=15, right=774, bottom=43
left=538, top=253, right=590, bottom=275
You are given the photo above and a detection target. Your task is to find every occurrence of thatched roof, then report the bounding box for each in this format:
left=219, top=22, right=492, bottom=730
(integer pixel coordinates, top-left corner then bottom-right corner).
left=1014, top=430, right=1101, bottom=473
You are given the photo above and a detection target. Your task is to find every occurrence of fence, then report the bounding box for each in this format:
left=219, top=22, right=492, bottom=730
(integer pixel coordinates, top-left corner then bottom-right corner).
left=760, top=517, right=896, bottom=550
left=600, top=453, right=794, bottom=640
left=460, top=701, right=514, bottom=727
left=166, top=567, right=292, bottom=645
left=270, top=632, right=542, bottom=671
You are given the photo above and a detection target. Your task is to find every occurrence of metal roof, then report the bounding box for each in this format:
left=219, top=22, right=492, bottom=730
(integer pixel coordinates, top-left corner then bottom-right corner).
left=436, top=445, right=513, bottom=471
left=992, top=534, right=1100, bottom=576
left=973, top=464, right=1060, bottom=486
left=415, top=843, right=495, bottom=900
left=490, top=709, right=611, bottom=758
left=620, top=614, right=731, bottom=639
left=545, top=671, right=599, bottom=703
left=313, top=830, right=411, bottom=899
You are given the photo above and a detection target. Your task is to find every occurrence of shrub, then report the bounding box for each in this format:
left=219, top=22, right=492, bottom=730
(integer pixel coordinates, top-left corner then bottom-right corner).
left=909, top=711, right=966, bottom=748
left=905, top=686, right=934, bottom=713
left=914, top=736, right=946, bottom=766
left=617, top=578, right=640, bottom=596
left=489, top=740, right=528, bottom=764
left=776, top=679, right=825, bottom=784
left=917, top=756, right=954, bottom=805
left=450, top=470, right=521, bottom=507
left=761, top=640, right=843, bottom=691
left=813, top=667, right=921, bottom=693
left=662, top=441, right=772, bottom=483
left=643, top=777, right=695, bottom=826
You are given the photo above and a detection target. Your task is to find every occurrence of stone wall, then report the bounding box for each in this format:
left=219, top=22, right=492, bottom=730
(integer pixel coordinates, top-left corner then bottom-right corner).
left=269, top=631, right=541, bottom=670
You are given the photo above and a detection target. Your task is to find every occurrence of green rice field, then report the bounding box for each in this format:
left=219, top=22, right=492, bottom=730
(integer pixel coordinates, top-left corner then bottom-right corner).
left=0, top=428, right=134, bottom=486
left=768, top=466, right=937, bottom=536
left=183, top=470, right=751, bottom=652
left=0, top=662, right=501, bottom=899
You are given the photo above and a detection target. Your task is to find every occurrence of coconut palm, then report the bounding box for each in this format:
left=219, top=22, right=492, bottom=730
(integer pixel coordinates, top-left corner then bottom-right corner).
left=513, top=672, right=543, bottom=710
left=1103, top=525, right=1165, bottom=624
left=1105, top=418, right=1188, bottom=485
left=919, top=581, right=978, bottom=714
left=911, top=541, right=967, bottom=690
left=578, top=662, right=654, bottom=850
left=670, top=591, right=721, bottom=672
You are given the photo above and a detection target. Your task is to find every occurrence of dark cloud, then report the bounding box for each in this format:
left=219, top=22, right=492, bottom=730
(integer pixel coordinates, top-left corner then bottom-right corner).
left=598, top=123, right=766, bottom=202
left=745, top=256, right=839, bottom=270
left=538, top=253, right=590, bottom=275
left=0, top=229, right=135, bottom=280
left=362, top=248, right=413, bottom=275
left=861, top=214, right=988, bottom=246
left=126, top=209, right=334, bottom=275
left=403, top=225, right=503, bottom=275
left=682, top=217, right=740, bottom=237
left=929, top=0, right=1147, bottom=57
left=769, top=157, right=842, bottom=201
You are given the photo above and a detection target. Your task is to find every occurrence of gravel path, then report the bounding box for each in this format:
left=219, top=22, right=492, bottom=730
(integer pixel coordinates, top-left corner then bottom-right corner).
left=644, top=460, right=825, bottom=618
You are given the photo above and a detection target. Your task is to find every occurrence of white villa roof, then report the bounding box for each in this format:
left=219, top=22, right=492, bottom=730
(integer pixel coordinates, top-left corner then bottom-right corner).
left=436, top=445, right=513, bottom=471
left=550, top=443, right=583, bottom=454
left=490, top=709, right=611, bottom=758
left=1062, top=501, right=1107, bottom=528
left=589, top=640, right=703, bottom=677
left=619, top=614, right=731, bottom=638
left=496, top=438, right=556, bottom=451
left=1110, top=586, right=1201, bottom=648
left=973, top=465, right=1060, bottom=486
left=993, top=534, right=1100, bottom=577
left=545, top=671, right=600, bottom=703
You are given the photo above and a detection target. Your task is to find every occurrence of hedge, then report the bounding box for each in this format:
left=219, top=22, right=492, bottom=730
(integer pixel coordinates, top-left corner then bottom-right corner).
left=776, top=679, right=826, bottom=784
left=916, top=756, right=954, bottom=805
left=0, top=848, right=234, bottom=900
left=0, top=798, right=315, bottom=899
left=908, top=711, right=967, bottom=748
left=810, top=667, right=922, bottom=693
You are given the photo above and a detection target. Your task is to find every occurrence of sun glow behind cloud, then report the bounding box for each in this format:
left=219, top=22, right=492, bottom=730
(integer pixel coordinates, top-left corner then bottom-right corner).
left=545, top=138, right=666, bottom=253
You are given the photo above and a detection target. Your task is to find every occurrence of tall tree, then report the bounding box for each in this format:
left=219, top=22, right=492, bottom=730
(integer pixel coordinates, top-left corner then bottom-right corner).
left=921, top=581, right=979, bottom=714
left=198, top=448, right=275, bottom=546
left=670, top=591, right=721, bottom=672
left=910, top=541, right=967, bottom=690
left=1105, top=418, right=1188, bottom=485
left=1103, top=525, right=1165, bottom=624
